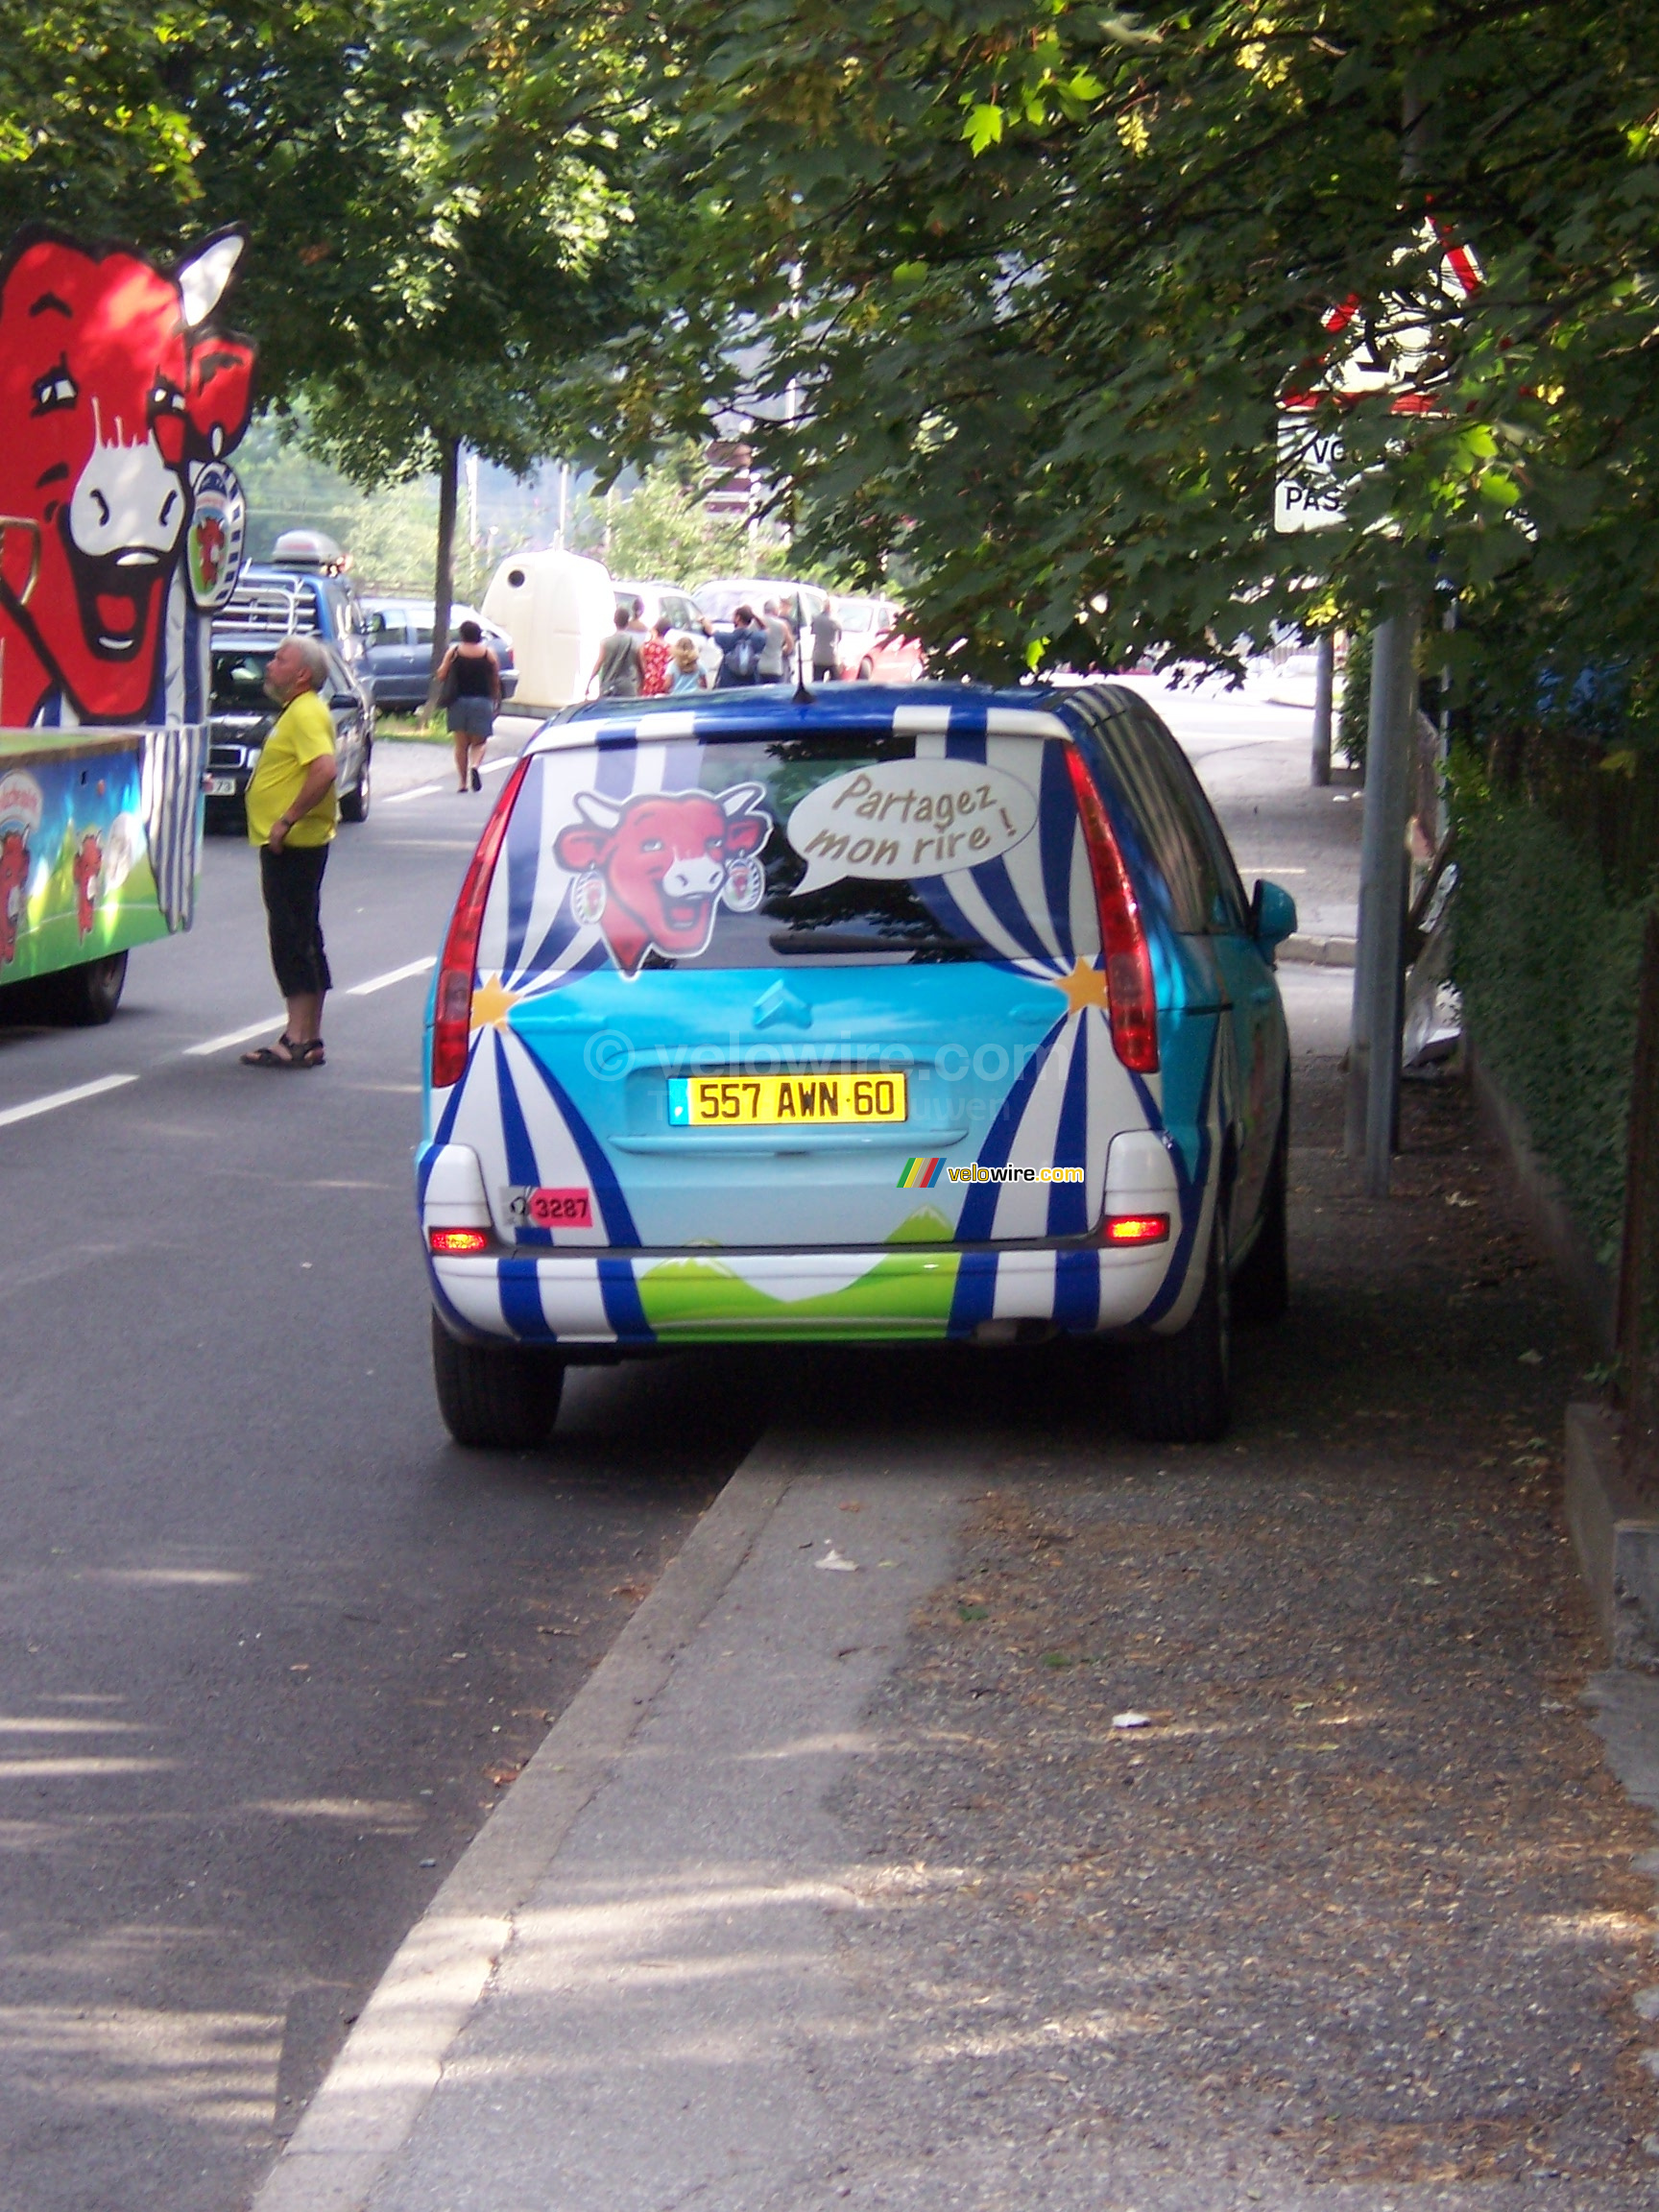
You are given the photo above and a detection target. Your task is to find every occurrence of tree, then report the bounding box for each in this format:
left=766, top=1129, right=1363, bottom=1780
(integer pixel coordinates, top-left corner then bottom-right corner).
left=607, top=1, right=1659, bottom=709
left=0, top=2, right=653, bottom=684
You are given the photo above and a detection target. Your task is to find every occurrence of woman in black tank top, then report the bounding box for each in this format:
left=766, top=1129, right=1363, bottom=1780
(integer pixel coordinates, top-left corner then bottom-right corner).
left=439, top=619, right=503, bottom=792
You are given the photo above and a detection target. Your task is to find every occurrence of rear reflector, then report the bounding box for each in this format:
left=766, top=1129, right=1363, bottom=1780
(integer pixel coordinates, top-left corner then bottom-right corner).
left=1104, top=1213, right=1170, bottom=1246
left=1064, top=746, right=1159, bottom=1073
left=428, top=1227, right=490, bottom=1256
left=431, top=757, right=532, bottom=1089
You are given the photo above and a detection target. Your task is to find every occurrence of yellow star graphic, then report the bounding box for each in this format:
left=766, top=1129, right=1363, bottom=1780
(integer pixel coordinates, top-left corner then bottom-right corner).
left=469, top=973, right=521, bottom=1032
left=1045, top=957, right=1109, bottom=1018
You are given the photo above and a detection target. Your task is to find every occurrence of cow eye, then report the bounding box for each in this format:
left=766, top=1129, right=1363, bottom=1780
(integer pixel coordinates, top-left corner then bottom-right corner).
left=31, top=357, right=77, bottom=414
left=149, top=376, right=186, bottom=417
left=640, top=837, right=664, bottom=853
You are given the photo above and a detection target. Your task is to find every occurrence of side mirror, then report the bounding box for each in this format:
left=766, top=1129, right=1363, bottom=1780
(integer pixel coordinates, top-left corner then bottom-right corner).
left=1251, top=878, right=1298, bottom=951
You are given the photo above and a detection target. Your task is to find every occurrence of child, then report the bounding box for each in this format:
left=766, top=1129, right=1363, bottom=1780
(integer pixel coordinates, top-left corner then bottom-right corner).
left=667, top=636, right=707, bottom=691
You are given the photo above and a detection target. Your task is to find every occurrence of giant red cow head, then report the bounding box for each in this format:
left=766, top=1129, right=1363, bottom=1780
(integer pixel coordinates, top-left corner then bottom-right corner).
left=0, top=828, right=29, bottom=965
left=0, top=226, right=255, bottom=725
left=553, top=783, right=772, bottom=975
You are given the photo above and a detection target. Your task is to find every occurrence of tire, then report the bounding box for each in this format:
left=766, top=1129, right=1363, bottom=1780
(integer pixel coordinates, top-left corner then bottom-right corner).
left=339, top=745, right=372, bottom=823
left=1232, top=1108, right=1289, bottom=1326
left=430, top=1311, right=562, bottom=1449
left=857, top=658, right=875, bottom=681
left=1121, top=1214, right=1231, bottom=1443
left=45, top=950, right=128, bottom=1027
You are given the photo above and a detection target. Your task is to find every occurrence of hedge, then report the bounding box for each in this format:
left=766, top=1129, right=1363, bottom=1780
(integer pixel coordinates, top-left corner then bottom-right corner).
left=1455, top=781, right=1649, bottom=1264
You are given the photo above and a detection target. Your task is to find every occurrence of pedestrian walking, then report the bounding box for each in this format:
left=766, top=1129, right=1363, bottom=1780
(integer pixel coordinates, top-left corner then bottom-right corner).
left=639, top=616, right=674, bottom=698
left=590, top=607, right=643, bottom=698
left=667, top=636, right=707, bottom=692
left=809, top=601, right=842, bottom=683
left=240, top=635, right=337, bottom=1070
left=436, top=619, right=502, bottom=793
left=704, top=607, right=767, bottom=688
left=757, top=599, right=793, bottom=682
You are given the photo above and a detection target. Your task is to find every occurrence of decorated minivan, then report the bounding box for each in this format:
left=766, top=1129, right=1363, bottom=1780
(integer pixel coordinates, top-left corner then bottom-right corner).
left=418, top=683, right=1296, bottom=1448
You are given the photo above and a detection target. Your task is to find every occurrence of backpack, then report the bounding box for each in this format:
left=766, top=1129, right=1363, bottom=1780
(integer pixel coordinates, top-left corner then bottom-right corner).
left=726, top=626, right=764, bottom=682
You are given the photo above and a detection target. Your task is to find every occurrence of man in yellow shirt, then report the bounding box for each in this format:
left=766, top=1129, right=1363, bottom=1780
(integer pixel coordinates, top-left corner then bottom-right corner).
left=241, top=635, right=338, bottom=1069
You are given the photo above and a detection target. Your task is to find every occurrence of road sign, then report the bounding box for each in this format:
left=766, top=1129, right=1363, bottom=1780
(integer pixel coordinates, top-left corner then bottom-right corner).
left=1274, top=224, right=1481, bottom=534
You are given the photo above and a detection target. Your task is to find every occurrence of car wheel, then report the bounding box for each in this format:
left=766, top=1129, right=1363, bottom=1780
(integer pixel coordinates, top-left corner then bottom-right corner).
left=1232, top=1103, right=1289, bottom=1327
left=1121, top=1213, right=1231, bottom=1443
left=857, top=658, right=875, bottom=681
left=430, top=1311, right=562, bottom=1449
left=339, top=747, right=371, bottom=823
left=44, top=951, right=129, bottom=1027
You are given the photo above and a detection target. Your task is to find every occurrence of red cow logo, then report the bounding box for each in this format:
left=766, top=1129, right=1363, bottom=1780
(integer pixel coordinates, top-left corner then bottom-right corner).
left=0, top=225, right=255, bottom=725
left=554, top=783, right=773, bottom=975
left=72, top=829, right=102, bottom=937
left=0, top=828, right=29, bottom=966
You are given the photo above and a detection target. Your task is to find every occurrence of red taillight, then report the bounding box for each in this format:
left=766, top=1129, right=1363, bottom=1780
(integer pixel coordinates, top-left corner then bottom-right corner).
left=431, top=758, right=531, bottom=1089
left=1064, top=745, right=1159, bottom=1073
left=1104, top=1213, right=1170, bottom=1246
left=428, top=1226, right=491, bottom=1256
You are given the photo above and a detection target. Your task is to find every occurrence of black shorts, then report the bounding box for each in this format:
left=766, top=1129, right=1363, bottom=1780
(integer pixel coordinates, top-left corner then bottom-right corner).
left=260, top=842, right=333, bottom=998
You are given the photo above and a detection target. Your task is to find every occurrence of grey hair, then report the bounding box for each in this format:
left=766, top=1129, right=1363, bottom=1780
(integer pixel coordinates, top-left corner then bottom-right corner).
left=287, top=636, right=331, bottom=687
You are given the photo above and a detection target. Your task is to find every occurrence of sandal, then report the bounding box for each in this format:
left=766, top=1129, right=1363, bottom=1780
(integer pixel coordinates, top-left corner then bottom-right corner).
left=241, top=1035, right=322, bottom=1070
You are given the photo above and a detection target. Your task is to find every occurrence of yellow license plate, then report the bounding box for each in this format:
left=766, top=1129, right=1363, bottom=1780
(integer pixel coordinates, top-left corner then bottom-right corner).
left=667, top=1073, right=908, bottom=1127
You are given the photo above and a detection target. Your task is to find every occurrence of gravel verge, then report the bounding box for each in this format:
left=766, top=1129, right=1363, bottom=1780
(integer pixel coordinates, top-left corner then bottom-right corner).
left=825, top=1058, right=1659, bottom=2207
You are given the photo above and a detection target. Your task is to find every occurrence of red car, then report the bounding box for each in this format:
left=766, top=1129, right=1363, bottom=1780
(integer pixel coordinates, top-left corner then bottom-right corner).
left=834, top=595, right=924, bottom=683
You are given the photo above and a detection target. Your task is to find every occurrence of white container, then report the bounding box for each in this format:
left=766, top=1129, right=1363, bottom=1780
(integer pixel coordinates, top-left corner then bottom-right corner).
left=482, top=550, right=615, bottom=710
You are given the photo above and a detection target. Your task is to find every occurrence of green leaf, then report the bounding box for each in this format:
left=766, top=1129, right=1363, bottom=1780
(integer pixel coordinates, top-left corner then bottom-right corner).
left=962, top=103, right=1003, bottom=155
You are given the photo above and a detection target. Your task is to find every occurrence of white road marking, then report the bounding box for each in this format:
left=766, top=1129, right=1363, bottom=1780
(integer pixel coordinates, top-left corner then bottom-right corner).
left=382, top=755, right=517, bottom=805
left=0, top=1073, right=137, bottom=1129
left=348, top=956, right=435, bottom=998
left=183, top=1016, right=286, bottom=1057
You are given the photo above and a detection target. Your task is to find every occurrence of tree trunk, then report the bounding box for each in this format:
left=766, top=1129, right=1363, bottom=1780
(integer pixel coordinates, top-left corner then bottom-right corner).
left=422, top=433, right=462, bottom=720
left=1619, top=907, right=1659, bottom=1497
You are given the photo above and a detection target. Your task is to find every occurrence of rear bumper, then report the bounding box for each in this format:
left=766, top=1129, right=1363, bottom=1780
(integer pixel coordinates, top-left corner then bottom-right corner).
left=426, top=1238, right=1182, bottom=1349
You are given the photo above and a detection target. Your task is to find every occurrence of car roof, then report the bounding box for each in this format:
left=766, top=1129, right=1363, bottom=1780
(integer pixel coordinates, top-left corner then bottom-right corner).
left=531, top=679, right=1142, bottom=753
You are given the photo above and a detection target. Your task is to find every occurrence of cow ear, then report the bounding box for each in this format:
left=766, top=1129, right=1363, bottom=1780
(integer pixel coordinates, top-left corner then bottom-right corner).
left=555, top=826, right=606, bottom=871
left=725, top=815, right=770, bottom=857
left=176, top=230, right=246, bottom=330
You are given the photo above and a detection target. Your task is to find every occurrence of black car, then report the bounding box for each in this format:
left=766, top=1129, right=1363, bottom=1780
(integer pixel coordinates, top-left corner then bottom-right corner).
left=360, top=599, right=518, bottom=710
left=204, top=638, right=374, bottom=832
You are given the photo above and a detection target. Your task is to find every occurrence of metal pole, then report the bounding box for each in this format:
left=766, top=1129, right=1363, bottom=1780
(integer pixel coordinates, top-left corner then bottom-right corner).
left=1344, top=606, right=1418, bottom=1190
left=1310, top=631, right=1334, bottom=785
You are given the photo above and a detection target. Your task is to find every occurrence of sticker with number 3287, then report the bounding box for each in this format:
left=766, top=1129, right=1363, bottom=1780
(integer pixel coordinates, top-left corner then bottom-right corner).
left=504, top=1186, right=593, bottom=1230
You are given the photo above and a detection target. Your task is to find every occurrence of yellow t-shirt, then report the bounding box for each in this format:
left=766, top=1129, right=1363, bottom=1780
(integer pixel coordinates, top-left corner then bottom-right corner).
left=246, top=688, right=338, bottom=848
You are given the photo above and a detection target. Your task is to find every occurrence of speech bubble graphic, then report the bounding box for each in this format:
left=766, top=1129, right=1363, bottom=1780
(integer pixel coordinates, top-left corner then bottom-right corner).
left=787, top=758, right=1039, bottom=896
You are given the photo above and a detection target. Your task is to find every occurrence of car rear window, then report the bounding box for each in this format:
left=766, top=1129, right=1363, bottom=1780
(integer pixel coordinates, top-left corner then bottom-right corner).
left=486, top=729, right=1103, bottom=981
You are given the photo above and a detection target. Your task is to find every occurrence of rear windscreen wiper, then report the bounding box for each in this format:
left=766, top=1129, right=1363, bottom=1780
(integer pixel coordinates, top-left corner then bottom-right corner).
left=766, top=930, right=955, bottom=956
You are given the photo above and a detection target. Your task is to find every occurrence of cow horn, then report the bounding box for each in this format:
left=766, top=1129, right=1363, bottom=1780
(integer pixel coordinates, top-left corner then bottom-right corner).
left=176, top=230, right=246, bottom=330
left=572, top=789, right=624, bottom=830
left=718, top=781, right=766, bottom=819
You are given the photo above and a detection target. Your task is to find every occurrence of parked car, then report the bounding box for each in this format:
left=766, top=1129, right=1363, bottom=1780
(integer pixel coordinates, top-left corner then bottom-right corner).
left=361, top=600, right=518, bottom=711
left=219, top=540, right=372, bottom=667
left=612, top=578, right=719, bottom=683
left=204, top=637, right=373, bottom=831
left=833, top=593, right=924, bottom=683
left=417, top=680, right=1295, bottom=1451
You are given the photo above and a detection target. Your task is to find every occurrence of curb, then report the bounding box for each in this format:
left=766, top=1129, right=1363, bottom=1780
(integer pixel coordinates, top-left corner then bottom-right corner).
left=250, top=1444, right=803, bottom=2212
left=1565, top=1401, right=1659, bottom=1670
left=1280, top=933, right=1356, bottom=968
